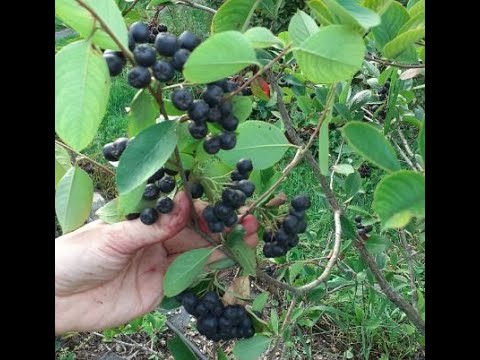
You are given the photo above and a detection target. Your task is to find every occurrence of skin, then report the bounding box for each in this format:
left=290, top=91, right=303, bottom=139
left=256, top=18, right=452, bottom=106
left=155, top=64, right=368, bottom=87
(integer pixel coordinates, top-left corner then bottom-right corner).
left=55, top=191, right=259, bottom=335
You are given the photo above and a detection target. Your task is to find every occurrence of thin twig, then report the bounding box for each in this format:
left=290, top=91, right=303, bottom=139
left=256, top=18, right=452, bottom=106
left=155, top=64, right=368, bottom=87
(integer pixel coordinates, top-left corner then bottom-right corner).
left=174, top=0, right=217, bottom=14
left=354, top=238, right=425, bottom=335
left=330, top=139, right=345, bottom=190
left=122, top=0, right=141, bottom=16
left=365, top=54, right=425, bottom=69
left=392, top=139, right=419, bottom=172
left=398, top=229, right=419, bottom=309
left=166, top=320, right=209, bottom=360
left=226, top=45, right=293, bottom=99
left=267, top=296, right=299, bottom=360
left=93, top=332, right=161, bottom=357
left=55, top=140, right=115, bottom=176
left=397, top=128, right=424, bottom=171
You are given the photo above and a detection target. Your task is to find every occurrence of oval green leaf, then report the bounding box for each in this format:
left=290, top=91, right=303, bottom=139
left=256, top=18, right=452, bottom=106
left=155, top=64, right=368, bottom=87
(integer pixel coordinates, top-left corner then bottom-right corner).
left=244, top=27, right=281, bottom=48
left=55, top=0, right=128, bottom=50
left=362, top=0, right=393, bottom=15
left=167, top=336, right=197, bottom=360
left=217, top=120, right=290, bottom=170
left=308, top=0, right=335, bottom=26
left=383, top=27, right=425, bottom=59
left=55, top=166, right=94, bottom=233
left=127, top=90, right=159, bottom=137
left=252, top=292, right=269, bottom=312
left=365, top=234, right=392, bottom=254
left=371, top=1, right=410, bottom=49
left=96, top=198, right=123, bottom=224
left=232, top=96, right=253, bottom=122
left=288, top=10, right=319, bottom=46
left=373, top=170, right=425, bottom=230
left=341, top=122, right=400, bottom=172
left=233, top=335, right=272, bottom=360
left=344, top=171, right=361, bottom=198
left=116, top=121, right=177, bottom=194
left=183, top=31, right=257, bottom=84
left=55, top=41, right=111, bottom=151
left=295, top=25, right=365, bottom=84
left=163, top=248, right=213, bottom=297
left=333, top=0, right=381, bottom=31
left=55, top=144, right=72, bottom=188
left=211, top=0, right=258, bottom=33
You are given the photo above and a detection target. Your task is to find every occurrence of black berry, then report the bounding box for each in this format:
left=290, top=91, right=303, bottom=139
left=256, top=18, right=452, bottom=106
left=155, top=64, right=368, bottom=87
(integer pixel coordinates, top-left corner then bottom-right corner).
left=202, top=206, right=217, bottom=223
left=156, top=197, right=174, bottom=213
left=275, top=228, right=290, bottom=246
left=125, top=213, right=140, bottom=220
left=140, top=208, right=159, bottom=225
left=282, top=215, right=299, bottom=234
left=187, top=182, right=204, bottom=199
left=103, top=143, right=118, bottom=161
left=128, top=66, right=151, bottom=88
left=129, top=22, right=150, bottom=43
left=157, top=24, right=168, bottom=33
left=220, top=101, right=233, bottom=116
left=356, top=223, right=365, bottom=229
left=291, top=195, right=310, bottom=211
left=263, top=229, right=275, bottom=243
left=289, top=208, right=305, bottom=220
left=143, top=184, right=160, bottom=200
left=188, top=100, right=210, bottom=122
left=133, top=44, right=157, bottom=67
left=208, top=106, right=222, bottom=122
left=214, top=202, right=234, bottom=221
left=365, top=225, right=373, bottom=233
left=234, top=180, right=255, bottom=197
left=148, top=168, right=165, bottom=183
left=155, top=32, right=179, bottom=57
left=202, top=85, right=224, bottom=106
left=152, top=60, right=175, bottom=82
left=208, top=221, right=224, bottom=233
left=236, top=159, right=253, bottom=175
left=178, top=31, right=201, bottom=51
left=188, top=122, right=208, bottom=139
left=203, top=135, right=221, bottom=154
left=222, top=188, right=246, bottom=209
left=358, top=228, right=367, bottom=236
left=197, top=316, right=218, bottom=337
left=103, top=53, right=125, bottom=76
left=171, top=49, right=190, bottom=71
left=180, top=291, right=198, bottom=315
left=172, top=89, right=194, bottom=111
left=354, top=215, right=362, bottom=223
left=231, top=170, right=247, bottom=181
left=297, top=219, right=307, bottom=233
left=113, top=137, right=129, bottom=158
left=223, top=80, right=238, bottom=93
left=128, top=33, right=136, bottom=51
left=223, top=213, right=238, bottom=227
left=287, top=234, right=299, bottom=249
left=164, top=168, right=178, bottom=176
left=220, top=115, right=239, bottom=131
left=219, top=131, right=236, bottom=150
left=158, top=175, right=176, bottom=193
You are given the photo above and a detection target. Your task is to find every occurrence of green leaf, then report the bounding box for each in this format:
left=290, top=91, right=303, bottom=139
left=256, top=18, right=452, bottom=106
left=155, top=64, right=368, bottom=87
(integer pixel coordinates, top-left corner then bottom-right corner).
left=270, top=308, right=279, bottom=334
left=244, top=27, right=281, bottom=48
left=348, top=90, right=372, bottom=111
left=332, top=164, right=355, bottom=175
left=295, top=25, right=365, bottom=84
left=183, top=31, right=257, bottom=84
left=118, top=181, right=151, bottom=217
left=319, top=113, right=331, bottom=175
left=365, top=234, right=392, bottom=254
left=324, top=0, right=381, bottom=33
left=408, top=0, right=424, bottom=17
left=226, top=225, right=256, bottom=275
left=164, top=99, right=187, bottom=116
left=371, top=2, right=410, bottom=49
left=55, top=166, right=94, bottom=233
left=167, top=336, right=197, bottom=360
left=232, top=96, right=253, bottom=122
left=344, top=171, right=361, bottom=198
left=211, top=0, right=258, bottom=33
left=55, top=0, right=128, bottom=50
left=116, top=121, right=177, bottom=195
left=383, top=28, right=425, bottom=59
left=233, top=336, right=271, bottom=360
left=55, top=144, right=72, bottom=188
left=55, top=41, right=110, bottom=151
left=418, top=122, right=425, bottom=165
left=288, top=262, right=304, bottom=284
left=288, top=10, right=319, bottom=46
left=373, top=170, right=425, bottom=229
left=361, top=0, right=393, bottom=15
left=163, top=248, right=213, bottom=297
left=398, top=10, right=425, bottom=34
left=209, top=258, right=237, bottom=270
left=252, top=292, right=269, bottom=312
left=218, top=348, right=229, bottom=360
left=217, top=120, right=290, bottom=170
left=341, top=122, right=400, bottom=172
left=308, top=0, right=335, bottom=26
left=96, top=198, right=123, bottom=224
left=127, top=90, right=158, bottom=137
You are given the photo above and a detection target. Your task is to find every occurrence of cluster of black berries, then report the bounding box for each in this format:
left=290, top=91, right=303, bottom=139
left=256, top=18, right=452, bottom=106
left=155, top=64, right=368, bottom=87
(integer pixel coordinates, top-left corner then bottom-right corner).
left=103, top=137, right=129, bottom=162
left=202, top=159, right=255, bottom=233
left=171, top=79, right=240, bottom=154
left=262, top=195, right=310, bottom=258
left=176, top=290, right=255, bottom=341
left=358, top=162, right=372, bottom=178
left=354, top=215, right=373, bottom=237
left=102, top=21, right=202, bottom=89
left=378, top=82, right=390, bottom=101
left=146, top=23, right=168, bottom=44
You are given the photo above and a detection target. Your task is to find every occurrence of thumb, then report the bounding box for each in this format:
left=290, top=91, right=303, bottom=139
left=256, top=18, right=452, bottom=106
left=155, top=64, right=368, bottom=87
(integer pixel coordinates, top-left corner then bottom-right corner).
left=107, top=191, right=192, bottom=255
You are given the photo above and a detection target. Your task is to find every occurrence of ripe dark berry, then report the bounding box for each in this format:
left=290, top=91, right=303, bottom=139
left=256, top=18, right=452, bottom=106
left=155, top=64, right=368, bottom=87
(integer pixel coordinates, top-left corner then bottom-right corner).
left=282, top=215, right=299, bottom=234
left=297, top=219, right=307, bottom=233
left=164, top=168, right=179, bottom=176
left=103, top=143, right=118, bottom=161
left=143, top=184, right=160, bottom=200
left=195, top=302, right=210, bottom=317
left=218, top=316, right=232, bottom=329
left=214, top=202, right=234, bottom=221
left=172, top=89, right=194, bottom=111
left=203, top=291, right=222, bottom=309
left=180, top=291, right=198, bottom=315
left=356, top=223, right=365, bottom=229
left=113, top=137, right=129, bottom=158
left=125, top=213, right=140, bottom=220
left=149, top=33, right=156, bottom=44
left=202, top=85, right=224, bottom=106
left=152, top=60, right=175, bottom=82
left=208, top=221, right=224, bottom=233
left=133, top=44, right=157, bottom=67
left=220, top=101, right=233, bottom=116
left=264, top=243, right=286, bottom=257
left=275, top=228, right=290, bottom=246
left=231, top=170, right=247, bottom=181
left=148, top=168, right=165, bottom=183
left=289, top=207, right=305, bottom=219
left=187, top=182, right=204, bottom=199
left=197, top=316, right=218, bottom=337
left=354, top=215, right=362, bottom=223
left=208, top=106, right=222, bottom=122
left=242, top=88, right=253, bottom=96
left=188, top=122, right=208, bottom=139
left=129, top=22, right=150, bottom=43
left=224, top=213, right=238, bottom=227
left=157, top=24, right=168, bottom=33
left=236, top=158, right=253, bottom=175
left=171, top=49, right=190, bottom=71
left=219, top=131, right=236, bottom=150
left=128, top=66, right=151, bottom=88
left=235, top=180, right=255, bottom=197
left=263, top=229, right=275, bottom=243
left=222, top=188, right=246, bottom=209
left=156, top=197, right=174, bottom=213
left=103, top=53, right=125, bottom=76
left=188, top=100, right=210, bottom=122
left=220, top=115, right=239, bottom=131
left=287, top=234, right=299, bottom=249
left=178, top=30, right=201, bottom=51
left=202, top=206, right=217, bottom=223
left=140, top=207, right=159, bottom=225
left=365, top=225, right=373, bottom=233
left=158, top=175, right=176, bottom=193
left=128, top=33, right=136, bottom=51
left=203, top=135, right=221, bottom=154
left=358, top=228, right=367, bottom=236
left=291, top=195, right=311, bottom=211
left=155, top=32, right=179, bottom=57
left=223, top=80, right=238, bottom=93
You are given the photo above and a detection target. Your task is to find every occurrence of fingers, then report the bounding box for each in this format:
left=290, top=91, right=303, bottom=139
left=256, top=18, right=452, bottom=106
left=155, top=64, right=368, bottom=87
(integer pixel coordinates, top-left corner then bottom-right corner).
left=163, top=227, right=216, bottom=255
left=106, top=191, right=192, bottom=255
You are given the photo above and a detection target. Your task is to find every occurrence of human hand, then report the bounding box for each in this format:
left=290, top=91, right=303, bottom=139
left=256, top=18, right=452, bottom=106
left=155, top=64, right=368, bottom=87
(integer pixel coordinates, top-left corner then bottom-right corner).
left=55, top=191, right=259, bottom=335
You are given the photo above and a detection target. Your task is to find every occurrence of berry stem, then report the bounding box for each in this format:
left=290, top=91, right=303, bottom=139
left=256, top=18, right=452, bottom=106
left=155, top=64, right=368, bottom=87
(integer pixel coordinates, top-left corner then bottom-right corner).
left=365, top=54, right=425, bottom=69
left=266, top=295, right=298, bottom=360
left=241, top=0, right=262, bottom=33
left=329, top=139, right=345, bottom=190
left=173, top=0, right=218, bottom=14
left=391, top=137, right=420, bottom=172
left=121, top=0, right=141, bottom=16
